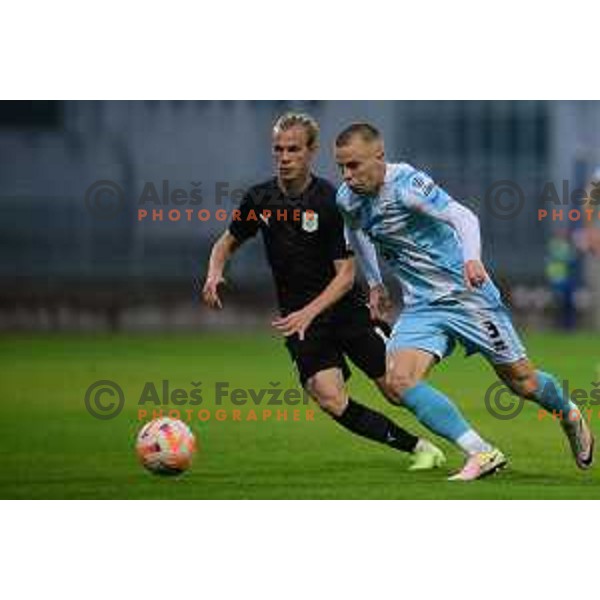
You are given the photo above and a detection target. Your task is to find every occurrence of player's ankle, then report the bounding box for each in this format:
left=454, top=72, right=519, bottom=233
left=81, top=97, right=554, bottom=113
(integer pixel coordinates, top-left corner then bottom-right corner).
left=414, top=438, right=434, bottom=453
left=456, top=429, right=493, bottom=455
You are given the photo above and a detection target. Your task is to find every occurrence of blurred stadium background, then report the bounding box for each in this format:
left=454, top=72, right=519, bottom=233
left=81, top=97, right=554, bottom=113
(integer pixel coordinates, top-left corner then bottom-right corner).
left=0, top=100, right=599, bottom=332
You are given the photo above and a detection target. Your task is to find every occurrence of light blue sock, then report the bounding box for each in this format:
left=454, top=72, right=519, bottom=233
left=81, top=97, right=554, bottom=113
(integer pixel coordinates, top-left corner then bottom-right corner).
left=534, top=371, right=579, bottom=421
left=403, top=382, right=471, bottom=443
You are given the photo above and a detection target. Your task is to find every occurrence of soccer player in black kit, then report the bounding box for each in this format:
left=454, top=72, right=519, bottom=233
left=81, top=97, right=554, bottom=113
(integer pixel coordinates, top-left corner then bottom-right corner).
left=202, top=113, right=444, bottom=470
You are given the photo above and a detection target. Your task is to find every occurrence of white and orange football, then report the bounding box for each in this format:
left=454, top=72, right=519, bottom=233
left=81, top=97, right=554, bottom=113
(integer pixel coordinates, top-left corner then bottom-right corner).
left=136, top=418, right=196, bottom=475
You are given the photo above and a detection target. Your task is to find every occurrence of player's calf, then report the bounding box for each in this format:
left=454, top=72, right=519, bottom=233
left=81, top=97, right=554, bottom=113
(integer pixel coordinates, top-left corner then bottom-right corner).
left=306, top=368, right=443, bottom=462
left=494, top=359, right=594, bottom=469
left=381, top=349, right=495, bottom=457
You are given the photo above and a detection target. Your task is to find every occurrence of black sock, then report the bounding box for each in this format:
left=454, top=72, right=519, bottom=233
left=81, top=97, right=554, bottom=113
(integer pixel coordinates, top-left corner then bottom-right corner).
left=334, top=398, right=419, bottom=453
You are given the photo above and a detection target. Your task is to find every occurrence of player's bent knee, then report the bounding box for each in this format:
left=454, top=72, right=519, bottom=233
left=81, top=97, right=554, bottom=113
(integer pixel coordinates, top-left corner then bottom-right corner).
left=305, top=379, right=347, bottom=417
left=313, top=389, right=347, bottom=417
left=504, top=372, right=539, bottom=399
left=521, top=374, right=542, bottom=399
left=385, top=371, right=419, bottom=399
left=375, top=376, right=403, bottom=406
left=495, top=359, right=539, bottom=399
left=385, top=350, right=433, bottom=401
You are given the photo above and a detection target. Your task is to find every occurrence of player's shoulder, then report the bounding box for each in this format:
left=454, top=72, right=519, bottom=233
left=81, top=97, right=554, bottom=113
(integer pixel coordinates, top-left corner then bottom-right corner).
left=312, top=175, right=336, bottom=193
left=387, top=162, right=437, bottom=199
left=335, top=181, right=356, bottom=208
left=386, top=162, right=421, bottom=186
left=307, top=176, right=340, bottom=220
left=243, top=178, right=279, bottom=205
left=248, top=176, right=334, bottom=198
left=246, top=177, right=278, bottom=196
left=336, top=183, right=368, bottom=221
left=311, top=176, right=337, bottom=200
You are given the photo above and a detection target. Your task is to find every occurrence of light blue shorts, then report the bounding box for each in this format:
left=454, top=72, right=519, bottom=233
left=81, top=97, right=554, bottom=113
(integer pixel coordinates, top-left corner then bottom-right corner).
left=388, top=290, right=526, bottom=366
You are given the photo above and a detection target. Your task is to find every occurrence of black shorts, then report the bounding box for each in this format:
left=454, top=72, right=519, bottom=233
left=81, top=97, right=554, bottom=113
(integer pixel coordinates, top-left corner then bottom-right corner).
left=284, top=305, right=390, bottom=386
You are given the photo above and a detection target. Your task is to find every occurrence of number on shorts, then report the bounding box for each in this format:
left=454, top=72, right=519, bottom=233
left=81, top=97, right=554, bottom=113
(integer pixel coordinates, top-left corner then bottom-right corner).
left=482, top=320, right=508, bottom=352
left=482, top=320, right=500, bottom=339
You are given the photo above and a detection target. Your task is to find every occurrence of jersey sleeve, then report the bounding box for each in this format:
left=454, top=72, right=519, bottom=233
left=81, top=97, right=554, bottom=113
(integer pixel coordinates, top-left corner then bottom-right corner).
left=400, top=169, right=453, bottom=216
left=228, top=190, right=260, bottom=242
left=400, top=170, right=481, bottom=261
left=344, top=225, right=382, bottom=287
left=335, top=184, right=362, bottom=230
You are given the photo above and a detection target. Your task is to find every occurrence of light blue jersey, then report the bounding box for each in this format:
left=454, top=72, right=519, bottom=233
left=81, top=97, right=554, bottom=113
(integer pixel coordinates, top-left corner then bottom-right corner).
left=337, top=162, right=500, bottom=307
left=337, top=163, right=525, bottom=365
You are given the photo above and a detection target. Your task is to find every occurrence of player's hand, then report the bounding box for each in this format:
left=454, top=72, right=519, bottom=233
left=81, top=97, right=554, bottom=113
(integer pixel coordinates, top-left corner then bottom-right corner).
left=464, top=260, right=489, bottom=290
left=272, top=307, right=317, bottom=341
left=368, top=284, right=393, bottom=321
left=202, top=274, right=225, bottom=309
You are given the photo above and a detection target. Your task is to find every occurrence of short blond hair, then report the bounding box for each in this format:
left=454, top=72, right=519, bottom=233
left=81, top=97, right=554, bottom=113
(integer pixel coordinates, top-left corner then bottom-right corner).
left=335, top=122, right=381, bottom=147
left=273, top=112, right=320, bottom=149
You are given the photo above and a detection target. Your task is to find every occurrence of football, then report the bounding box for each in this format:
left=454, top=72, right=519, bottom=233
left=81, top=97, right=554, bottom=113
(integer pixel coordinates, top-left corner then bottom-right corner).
left=136, top=417, right=197, bottom=475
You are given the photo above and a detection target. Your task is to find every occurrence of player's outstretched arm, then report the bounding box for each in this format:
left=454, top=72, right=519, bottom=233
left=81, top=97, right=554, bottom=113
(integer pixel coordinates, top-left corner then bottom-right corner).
left=202, top=230, right=242, bottom=309
left=272, top=257, right=355, bottom=340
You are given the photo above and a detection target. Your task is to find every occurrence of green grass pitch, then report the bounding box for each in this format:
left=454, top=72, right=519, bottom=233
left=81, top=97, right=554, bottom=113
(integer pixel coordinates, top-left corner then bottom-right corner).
left=1, top=331, right=599, bottom=499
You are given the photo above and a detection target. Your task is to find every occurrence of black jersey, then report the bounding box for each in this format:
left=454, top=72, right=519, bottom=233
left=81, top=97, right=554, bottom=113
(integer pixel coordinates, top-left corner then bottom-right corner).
left=228, top=175, right=366, bottom=315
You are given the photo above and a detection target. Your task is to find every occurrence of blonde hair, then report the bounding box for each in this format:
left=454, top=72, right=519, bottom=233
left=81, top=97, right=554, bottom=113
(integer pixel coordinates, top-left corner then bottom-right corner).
left=273, top=112, right=320, bottom=149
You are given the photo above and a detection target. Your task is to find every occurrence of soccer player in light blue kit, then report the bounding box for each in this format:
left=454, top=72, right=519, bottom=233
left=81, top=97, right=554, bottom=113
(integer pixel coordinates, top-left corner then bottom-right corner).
left=335, top=123, right=594, bottom=481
